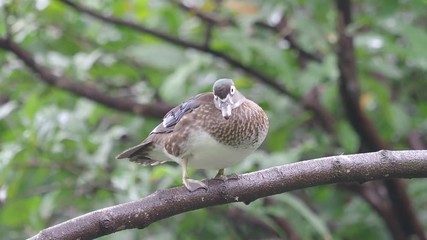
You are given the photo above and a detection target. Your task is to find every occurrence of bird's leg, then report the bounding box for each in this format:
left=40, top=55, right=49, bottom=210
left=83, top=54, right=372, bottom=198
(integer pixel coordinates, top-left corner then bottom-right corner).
left=181, top=159, right=208, bottom=192
left=213, top=168, right=239, bottom=181
left=214, top=169, right=225, bottom=178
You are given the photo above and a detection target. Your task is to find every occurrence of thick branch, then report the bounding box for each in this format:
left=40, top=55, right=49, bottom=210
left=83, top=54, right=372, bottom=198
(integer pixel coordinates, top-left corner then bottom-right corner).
left=0, top=38, right=172, bottom=118
left=29, top=150, right=427, bottom=240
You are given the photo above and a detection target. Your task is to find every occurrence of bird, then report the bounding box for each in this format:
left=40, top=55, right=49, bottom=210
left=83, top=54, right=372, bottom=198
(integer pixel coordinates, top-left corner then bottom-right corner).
left=116, top=78, right=269, bottom=192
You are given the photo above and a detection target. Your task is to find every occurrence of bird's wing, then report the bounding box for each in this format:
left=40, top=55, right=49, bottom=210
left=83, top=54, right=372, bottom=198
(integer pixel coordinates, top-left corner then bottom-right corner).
left=116, top=93, right=212, bottom=163
left=151, top=93, right=210, bottom=134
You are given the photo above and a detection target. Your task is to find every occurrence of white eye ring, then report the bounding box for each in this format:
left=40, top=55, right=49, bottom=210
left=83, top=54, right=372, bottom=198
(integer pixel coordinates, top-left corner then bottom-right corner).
left=230, top=86, right=236, bottom=95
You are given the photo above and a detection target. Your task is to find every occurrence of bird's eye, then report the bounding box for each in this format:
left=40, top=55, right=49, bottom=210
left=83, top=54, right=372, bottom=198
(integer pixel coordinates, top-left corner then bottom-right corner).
left=230, top=86, right=236, bottom=95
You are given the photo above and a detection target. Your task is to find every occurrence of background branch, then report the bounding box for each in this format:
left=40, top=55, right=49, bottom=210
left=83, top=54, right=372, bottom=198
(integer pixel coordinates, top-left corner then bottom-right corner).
left=0, top=38, right=172, bottom=118
left=222, top=207, right=280, bottom=238
left=263, top=198, right=301, bottom=240
left=58, top=0, right=292, bottom=96
left=335, top=1, right=425, bottom=239
left=59, top=0, right=335, bottom=134
left=336, top=0, right=385, bottom=151
left=173, top=0, right=232, bottom=27
left=173, top=0, right=322, bottom=64
left=29, top=150, right=427, bottom=240
left=254, top=19, right=323, bottom=64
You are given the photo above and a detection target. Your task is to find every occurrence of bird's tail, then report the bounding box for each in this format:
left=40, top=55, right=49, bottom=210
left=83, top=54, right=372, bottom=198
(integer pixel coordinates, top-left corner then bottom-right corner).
left=116, top=142, right=165, bottom=166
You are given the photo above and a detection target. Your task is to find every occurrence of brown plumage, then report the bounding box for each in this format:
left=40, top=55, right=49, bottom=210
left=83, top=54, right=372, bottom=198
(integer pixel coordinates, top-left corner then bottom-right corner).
left=117, top=79, right=269, bottom=191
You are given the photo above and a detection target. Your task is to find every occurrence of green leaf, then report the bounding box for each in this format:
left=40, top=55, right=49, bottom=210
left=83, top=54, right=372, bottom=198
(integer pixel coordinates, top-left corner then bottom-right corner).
left=0, top=197, right=41, bottom=228
left=337, top=121, right=359, bottom=152
left=278, top=194, right=332, bottom=240
left=390, top=103, right=411, bottom=139
left=160, top=57, right=203, bottom=103
left=126, top=44, right=185, bottom=69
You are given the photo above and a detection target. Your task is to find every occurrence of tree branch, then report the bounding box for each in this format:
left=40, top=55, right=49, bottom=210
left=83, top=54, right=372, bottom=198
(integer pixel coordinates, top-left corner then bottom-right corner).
left=254, top=19, right=323, bottom=64
left=29, top=150, right=427, bottom=240
left=173, top=0, right=233, bottom=27
left=0, top=38, right=172, bottom=118
left=173, top=0, right=224, bottom=49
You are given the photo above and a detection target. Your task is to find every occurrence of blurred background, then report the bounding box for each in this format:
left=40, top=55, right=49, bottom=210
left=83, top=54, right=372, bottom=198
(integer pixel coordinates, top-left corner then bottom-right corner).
left=0, top=0, right=427, bottom=239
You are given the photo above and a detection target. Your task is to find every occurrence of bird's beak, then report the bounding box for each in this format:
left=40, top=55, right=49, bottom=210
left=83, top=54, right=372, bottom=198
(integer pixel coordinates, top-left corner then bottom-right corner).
left=220, top=95, right=233, bottom=120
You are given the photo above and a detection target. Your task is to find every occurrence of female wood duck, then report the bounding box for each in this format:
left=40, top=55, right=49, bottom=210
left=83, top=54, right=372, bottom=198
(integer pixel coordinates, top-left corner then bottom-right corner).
left=116, top=79, right=269, bottom=192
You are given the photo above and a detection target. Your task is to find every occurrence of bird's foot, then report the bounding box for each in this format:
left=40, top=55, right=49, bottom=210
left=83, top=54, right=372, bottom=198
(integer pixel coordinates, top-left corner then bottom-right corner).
left=183, top=178, right=208, bottom=192
left=226, top=173, right=239, bottom=180
left=213, top=169, right=239, bottom=182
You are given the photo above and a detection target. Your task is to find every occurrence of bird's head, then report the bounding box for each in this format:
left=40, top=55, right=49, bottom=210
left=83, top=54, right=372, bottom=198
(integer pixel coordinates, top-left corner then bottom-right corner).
left=213, top=78, right=245, bottom=120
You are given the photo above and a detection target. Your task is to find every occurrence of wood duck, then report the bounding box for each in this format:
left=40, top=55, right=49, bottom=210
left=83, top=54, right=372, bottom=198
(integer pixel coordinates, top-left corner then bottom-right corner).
left=116, top=78, right=269, bottom=191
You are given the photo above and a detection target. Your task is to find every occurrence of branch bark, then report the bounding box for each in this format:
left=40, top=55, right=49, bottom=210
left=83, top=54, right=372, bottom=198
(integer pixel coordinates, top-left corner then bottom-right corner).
left=0, top=38, right=172, bottom=119
left=29, top=150, right=427, bottom=240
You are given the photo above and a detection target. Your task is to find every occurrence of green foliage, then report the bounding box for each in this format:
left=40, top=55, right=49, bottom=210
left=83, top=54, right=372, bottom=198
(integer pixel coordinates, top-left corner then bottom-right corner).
left=0, top=0, right=426, bottom=239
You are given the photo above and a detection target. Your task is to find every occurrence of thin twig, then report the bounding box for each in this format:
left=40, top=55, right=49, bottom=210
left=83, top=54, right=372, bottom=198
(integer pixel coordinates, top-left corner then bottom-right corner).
left=255, top=20, right=323, bottom=63
left=173, top=0, right=233, bottom=27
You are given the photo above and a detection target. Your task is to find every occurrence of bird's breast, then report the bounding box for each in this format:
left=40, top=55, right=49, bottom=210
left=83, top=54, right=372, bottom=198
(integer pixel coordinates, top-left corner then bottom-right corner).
left=206, top=101, right=269, bottom=148
left=184, top=130, right=255, bottom=169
